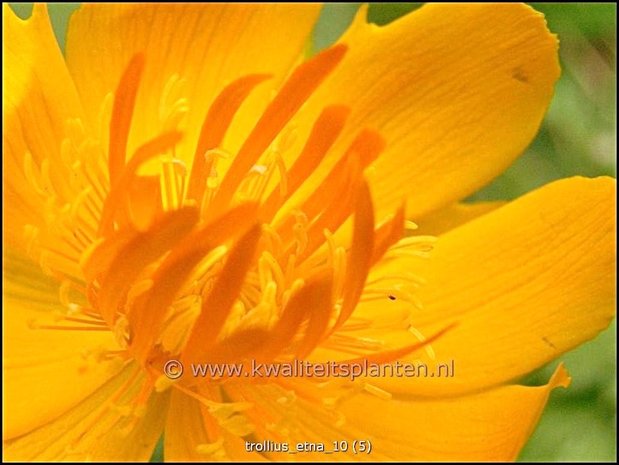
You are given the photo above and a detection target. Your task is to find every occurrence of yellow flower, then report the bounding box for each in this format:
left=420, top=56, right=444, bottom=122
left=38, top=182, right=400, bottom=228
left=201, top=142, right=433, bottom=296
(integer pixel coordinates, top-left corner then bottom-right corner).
left=3, top=3, right=615, bottom=462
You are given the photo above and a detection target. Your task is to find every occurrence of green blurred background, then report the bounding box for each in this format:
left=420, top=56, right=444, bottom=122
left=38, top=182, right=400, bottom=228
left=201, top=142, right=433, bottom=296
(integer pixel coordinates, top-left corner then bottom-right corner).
left=9, top=2, right=616, bottom=462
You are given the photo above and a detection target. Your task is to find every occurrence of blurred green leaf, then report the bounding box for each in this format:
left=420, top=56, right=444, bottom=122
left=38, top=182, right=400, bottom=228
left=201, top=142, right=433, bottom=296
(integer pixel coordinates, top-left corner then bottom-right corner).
left=313, top=3, right=360, bottom=53
left=150, top=436, right=164, bottom=463
left=9, top=3, right=79, bottom=51
left=531, top=3, right=616, bottom=39
left=367, top=3, right=422, bottom=25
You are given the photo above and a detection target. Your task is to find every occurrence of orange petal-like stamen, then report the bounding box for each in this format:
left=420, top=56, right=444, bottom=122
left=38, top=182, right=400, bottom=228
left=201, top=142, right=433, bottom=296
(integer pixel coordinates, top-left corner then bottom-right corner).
left=209, top=44, right=348, bottom=218
left=371, top=203, right=406, bottom=265
left=295, top=277, right=334, bottom=359
left=97, top=207, right=199, bottom=325
left=108, top=54, right=145, bottom=184
left=187, top=74, right=272, bottom=204
left=295, top=156, right=362, bottom=263
left=129, top=203, right=258, bottom=361
left=182, top=224, right=262, bottom=365
left=99, top=131, right=183, bottom=236
left=335, top=180, right=375, bottom=330
left=258, top=274, right=333, bottom=360
left=275, top=128, right=384, bottom=246
left=200, top=328, right=271, bottom=365
left=125, top=175, right=163, bottom=231
left=260, top=105, right=350, bottom=222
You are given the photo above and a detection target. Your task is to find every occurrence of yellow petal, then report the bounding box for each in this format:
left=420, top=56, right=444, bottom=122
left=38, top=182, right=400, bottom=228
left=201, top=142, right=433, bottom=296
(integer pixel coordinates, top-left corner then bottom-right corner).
left=223, top=365, right=567, bottom=461
left=4, top=364, right=168, bottom=461
left=336, top=364, right=570, bottom=461
left=164, top=391, right=210, bottom=461
left=65, top=4, right=322, bottom=165
left=414, top=200, right=506, bottom=236
left=164, top=390, right=262, bottom=462
left=373, top=176, right=616, bottom=396
left=3, top=250, right=124, bottom=439
left=291, top=3, right=559, bottom=220
left=3, top=4, right=84, bottom=252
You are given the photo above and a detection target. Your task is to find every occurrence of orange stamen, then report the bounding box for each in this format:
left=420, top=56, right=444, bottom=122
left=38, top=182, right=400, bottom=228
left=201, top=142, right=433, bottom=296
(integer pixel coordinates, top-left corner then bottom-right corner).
left=182, top=224, right=262, bottom=364
left=98, top=207, right=199, bottom=325
left=295, top=276, right=334, bottom=359
left=125, top=175, right=163, bottom=231
left=294, top=157, right=362, bottom=263
left=260, top=105, right=350, bottom=222
left=209, top=44, right=348, bottom=218
left=276, top=128, right=384, bottom=249
left=129, top=203, right=259, bottom=362
left=199, top=328, right=271, bottom=366
left=108, top=54, right=145, bottom=185
left=99, top=131, right=183, bottom=236
left=371, top=203, right=405, bottom=265
left=334, top=180, right=375, bottom=330
left=186, top=74, right=272, bottom=204
left=258, top=274, right=332, bottom=360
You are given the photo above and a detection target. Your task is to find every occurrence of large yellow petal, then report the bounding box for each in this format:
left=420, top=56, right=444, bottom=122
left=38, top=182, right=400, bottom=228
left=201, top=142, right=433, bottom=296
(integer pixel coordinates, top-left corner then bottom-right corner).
left=288, top=3, right=559, bottom=221
left=4, top=364, right=168, bottom=461
left=3, top=250, right=123, bottom=439
left=65, top=4, right=322, bottom=167
left=414, top=200, right=506, bottom=236
left=370, top=176, right=616, bottom=396
left=164, top=391, right=209, bottom=462
left=164, top=390, right=264, bottom=462
left=336, top=364, right=570, bottom=461
left=3, top=4, right=84, bottom=252
left=218, top=365, right=568, bottom=461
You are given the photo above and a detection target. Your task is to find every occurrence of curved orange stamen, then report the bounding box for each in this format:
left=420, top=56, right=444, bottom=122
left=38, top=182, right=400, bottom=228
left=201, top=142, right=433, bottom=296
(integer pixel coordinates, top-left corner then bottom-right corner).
left=99, top=131, right=183, bottom=236
left=97, top=206, right=199, bottom=325
left=182, top=224, right=262, bottom=364
left=275, top=128, right=383, bottom=245
left=187, top=74, right=272, bottom=204
left=108, top=54, right=145, bottom=184
left=210, top=44, right=348, bottom=218
left=129, top=203, right=259, bottom=362
left=335, top=180, right=375, bottom=330
left=260, top=105, right=350, bottom=222
left=371, top=203, right=406, bottom=265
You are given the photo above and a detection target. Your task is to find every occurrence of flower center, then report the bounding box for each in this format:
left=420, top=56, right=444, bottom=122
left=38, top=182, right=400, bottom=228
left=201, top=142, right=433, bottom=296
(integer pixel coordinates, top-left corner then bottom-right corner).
left=100, top=45, right=390, bottom=370
left=22, top=44, right=437, bottom=392
left=15, top=42, right=446, bottom=453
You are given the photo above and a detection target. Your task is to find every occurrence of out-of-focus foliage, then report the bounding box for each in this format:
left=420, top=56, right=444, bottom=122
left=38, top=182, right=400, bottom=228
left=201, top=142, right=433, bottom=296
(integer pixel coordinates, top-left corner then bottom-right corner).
left=468, top=3, right=616, bottom=200
left=9, top=3, right=616, bottom=463
left=9, top=3, right=79, bottom=50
